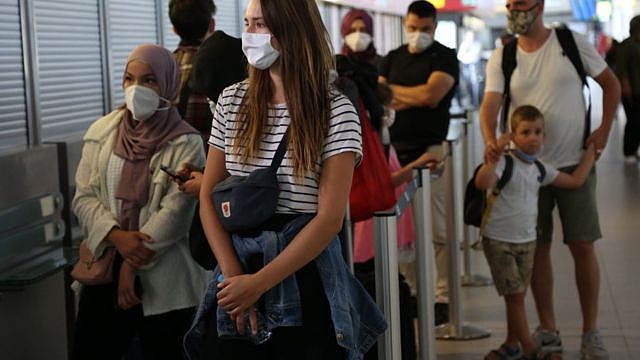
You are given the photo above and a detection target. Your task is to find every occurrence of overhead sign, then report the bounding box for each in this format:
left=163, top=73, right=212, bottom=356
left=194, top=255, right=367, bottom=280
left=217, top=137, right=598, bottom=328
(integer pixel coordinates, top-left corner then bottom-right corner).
left=321, top=0, right=415, bottom=15
left=321, top=0, right=476, bottom=15
left=433, top=0, right=477, bottom=11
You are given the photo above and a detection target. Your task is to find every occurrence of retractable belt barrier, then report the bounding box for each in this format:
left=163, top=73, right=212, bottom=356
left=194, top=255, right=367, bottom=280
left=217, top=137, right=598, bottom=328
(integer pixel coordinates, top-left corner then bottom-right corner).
left=347, top=110, right=493, bottom=358
left=373, top=167, right=438, bottom=360
left=435, top=111, right=491, bottom=340
left=460, top=111, right=493, bottom=287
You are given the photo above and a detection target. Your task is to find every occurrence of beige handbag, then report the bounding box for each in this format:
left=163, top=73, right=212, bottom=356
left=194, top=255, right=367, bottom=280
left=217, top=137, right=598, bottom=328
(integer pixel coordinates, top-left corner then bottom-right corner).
left=71, top=240, right=116, bottom=285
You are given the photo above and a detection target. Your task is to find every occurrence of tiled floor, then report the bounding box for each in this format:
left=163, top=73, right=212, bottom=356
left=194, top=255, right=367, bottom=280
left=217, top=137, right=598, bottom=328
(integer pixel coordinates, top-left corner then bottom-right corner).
left=433, top=114, right=640, bottom=359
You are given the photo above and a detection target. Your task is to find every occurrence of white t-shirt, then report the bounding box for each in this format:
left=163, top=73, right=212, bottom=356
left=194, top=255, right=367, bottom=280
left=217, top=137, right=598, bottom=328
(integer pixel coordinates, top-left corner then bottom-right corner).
left=209, top=81, right=362, bottom=214
left=485, top=30, right=607, bottom=168
left=482, top=155, right=559, bottom=243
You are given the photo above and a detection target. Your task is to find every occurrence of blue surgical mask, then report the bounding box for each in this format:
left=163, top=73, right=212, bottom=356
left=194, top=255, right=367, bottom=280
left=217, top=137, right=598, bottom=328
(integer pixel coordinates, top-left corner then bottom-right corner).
left=513, top=146, right=543, bottom=164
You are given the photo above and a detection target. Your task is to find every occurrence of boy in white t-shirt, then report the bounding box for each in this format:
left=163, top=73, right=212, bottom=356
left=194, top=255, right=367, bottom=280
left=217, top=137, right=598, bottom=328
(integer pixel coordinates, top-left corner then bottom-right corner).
left=476, top=105, right=596, bottom=360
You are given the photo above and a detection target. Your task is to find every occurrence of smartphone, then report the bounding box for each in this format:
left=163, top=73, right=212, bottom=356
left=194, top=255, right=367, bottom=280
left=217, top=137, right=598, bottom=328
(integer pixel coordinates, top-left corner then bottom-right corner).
left=160, top=165, right=190, bottom=182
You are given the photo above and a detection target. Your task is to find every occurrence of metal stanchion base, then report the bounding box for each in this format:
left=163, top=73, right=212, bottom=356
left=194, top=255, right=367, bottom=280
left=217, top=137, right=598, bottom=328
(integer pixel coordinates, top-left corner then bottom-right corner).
left=435, top=322, right=492, bottom=340
left=461, top=274, right=493, bottom=287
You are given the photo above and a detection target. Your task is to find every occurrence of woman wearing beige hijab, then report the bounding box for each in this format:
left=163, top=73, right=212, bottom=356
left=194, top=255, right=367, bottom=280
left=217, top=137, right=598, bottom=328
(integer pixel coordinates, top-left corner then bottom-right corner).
left=71, top=44, right=207, bottom=359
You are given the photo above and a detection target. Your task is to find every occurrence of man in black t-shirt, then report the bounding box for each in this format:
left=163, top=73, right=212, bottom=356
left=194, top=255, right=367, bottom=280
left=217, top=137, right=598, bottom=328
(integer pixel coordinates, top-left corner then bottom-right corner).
left=378, top=0, right=458, bottom=326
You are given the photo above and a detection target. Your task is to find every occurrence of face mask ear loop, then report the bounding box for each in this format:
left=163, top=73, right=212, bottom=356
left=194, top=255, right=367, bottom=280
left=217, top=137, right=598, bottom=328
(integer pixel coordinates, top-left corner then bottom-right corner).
left=156, top=95, right=172, bottom=111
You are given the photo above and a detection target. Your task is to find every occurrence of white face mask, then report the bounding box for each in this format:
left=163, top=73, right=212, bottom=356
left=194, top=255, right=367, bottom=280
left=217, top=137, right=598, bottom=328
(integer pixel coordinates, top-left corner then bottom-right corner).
left=124, top=85, right=169, bottom=121
left=344, top=32, right=372, bottom=53
left=242, top=32, right=280, bottom=70
left=407, top=31, right=433, bottom=52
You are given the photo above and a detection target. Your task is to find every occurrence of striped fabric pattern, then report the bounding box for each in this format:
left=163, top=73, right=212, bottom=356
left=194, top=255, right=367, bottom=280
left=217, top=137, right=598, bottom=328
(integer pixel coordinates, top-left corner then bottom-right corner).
left=209, top=81, right=362, bottom=213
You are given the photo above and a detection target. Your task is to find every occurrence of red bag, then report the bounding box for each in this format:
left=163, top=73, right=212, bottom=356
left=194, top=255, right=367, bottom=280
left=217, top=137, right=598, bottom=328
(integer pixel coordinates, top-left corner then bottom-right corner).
left=349, top=101, right=396, bottom=222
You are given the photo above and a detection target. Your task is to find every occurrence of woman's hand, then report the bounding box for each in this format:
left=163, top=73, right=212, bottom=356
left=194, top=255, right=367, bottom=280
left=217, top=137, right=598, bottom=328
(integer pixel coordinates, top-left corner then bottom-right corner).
left=411, top=151, right=440, bottom=170
left=117, top=262, right=141, bottom=310
left=171, top=162, right=203, bottom=198
left=217, top=274, right=266, bottom=335
left=216, top=274, right=266, bottom=317
left=108, top=228, right=155, bottom=267
left=178, top=171, right=202, bottom=197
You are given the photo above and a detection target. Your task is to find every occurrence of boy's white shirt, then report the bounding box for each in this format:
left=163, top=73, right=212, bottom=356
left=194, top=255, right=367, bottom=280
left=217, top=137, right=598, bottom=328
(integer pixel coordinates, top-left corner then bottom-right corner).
left=482, top=154, right=559, bottom=243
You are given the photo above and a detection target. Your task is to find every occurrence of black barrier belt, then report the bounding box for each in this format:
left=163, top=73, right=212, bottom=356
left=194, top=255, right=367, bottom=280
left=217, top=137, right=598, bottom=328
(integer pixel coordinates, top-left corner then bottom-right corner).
left=394, top=164, right=446, bottom=217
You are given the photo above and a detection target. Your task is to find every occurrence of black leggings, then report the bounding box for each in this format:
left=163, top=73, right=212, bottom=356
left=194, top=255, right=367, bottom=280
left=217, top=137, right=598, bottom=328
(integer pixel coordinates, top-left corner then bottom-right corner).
left=199, top=262, right=345, bottom=360
left=72, top=282, right=195, bottom=360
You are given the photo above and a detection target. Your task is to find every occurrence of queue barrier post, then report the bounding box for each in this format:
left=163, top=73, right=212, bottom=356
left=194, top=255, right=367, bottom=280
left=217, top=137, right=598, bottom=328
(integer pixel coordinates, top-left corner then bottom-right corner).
left=435, top=130, right=491, bottom=340
left=460, top=110, right=493, bottom=287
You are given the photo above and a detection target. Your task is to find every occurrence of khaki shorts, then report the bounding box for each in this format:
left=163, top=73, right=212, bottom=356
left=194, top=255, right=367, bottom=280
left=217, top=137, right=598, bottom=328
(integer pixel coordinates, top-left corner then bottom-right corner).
left=537, top=166, right=601, bottom=244
left=482, top=237, right=536, bottom=296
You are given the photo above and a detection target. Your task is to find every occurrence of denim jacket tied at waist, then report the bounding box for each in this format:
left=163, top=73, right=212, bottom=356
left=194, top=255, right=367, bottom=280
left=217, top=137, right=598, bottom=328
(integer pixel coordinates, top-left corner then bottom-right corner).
left=183, top=214, right=387, bottom=360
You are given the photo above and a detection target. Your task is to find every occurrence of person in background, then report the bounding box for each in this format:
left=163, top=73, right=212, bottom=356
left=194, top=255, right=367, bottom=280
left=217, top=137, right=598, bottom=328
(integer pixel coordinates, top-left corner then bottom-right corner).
left=480, top=1, right=620, bottom=358
left=174, top=31, right=247, bottom=271
left=340, top=8, right=382, bottom=66
left=337, top=9, right=385, bottom=133
left=174, top=31, right=247, bottom=200
left=183, top=1, right=386, bottom=359
left=476, top=105, right=595, bottom=360
left=169, top=0, right=216, bottom=142
left=340, top=16, right=437, bottom=350
left=71, top=44, right=208, bottom=360
left=457, top=30, right=482, bottom=107
left=378, top=0, right=459, bottom=326
left=616, top=15, right=640, bottom=164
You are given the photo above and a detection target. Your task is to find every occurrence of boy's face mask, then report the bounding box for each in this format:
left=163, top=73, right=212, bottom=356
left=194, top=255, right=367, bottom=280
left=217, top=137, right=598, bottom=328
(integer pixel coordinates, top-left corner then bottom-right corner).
left=513, top=145, right=543, bottom=163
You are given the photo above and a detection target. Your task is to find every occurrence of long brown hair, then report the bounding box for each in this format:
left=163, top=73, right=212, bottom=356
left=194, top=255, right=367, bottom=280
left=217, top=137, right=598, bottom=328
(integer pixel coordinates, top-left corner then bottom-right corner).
left=233, top=0, right=335, bottom=180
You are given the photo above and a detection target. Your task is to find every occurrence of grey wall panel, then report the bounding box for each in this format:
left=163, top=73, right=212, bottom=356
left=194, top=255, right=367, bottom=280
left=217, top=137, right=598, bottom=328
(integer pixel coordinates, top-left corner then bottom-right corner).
left=0, top=0, right=27, bottom=148
left=33, top=0, right=104, bottom=141
left=109, top=0, right=158, bottom=107
left=216, top=0, right=240, bottom=37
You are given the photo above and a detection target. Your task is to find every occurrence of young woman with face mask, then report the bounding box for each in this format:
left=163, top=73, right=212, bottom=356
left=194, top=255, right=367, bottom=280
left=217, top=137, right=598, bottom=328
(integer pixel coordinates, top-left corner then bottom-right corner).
left=340, top=9, right=379, bottom=64
left=338, top=9, right=385, bottom=131
left=71, top=44, right=208, bottom=360
left=184, top=1, right=386, bottom=359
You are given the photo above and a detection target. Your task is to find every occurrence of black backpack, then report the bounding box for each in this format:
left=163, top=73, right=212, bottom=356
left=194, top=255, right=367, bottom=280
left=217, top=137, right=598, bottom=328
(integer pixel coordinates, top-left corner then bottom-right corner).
left=463, top=154, right=546, bottom=229
left=501, top=27, right=591, bottom=148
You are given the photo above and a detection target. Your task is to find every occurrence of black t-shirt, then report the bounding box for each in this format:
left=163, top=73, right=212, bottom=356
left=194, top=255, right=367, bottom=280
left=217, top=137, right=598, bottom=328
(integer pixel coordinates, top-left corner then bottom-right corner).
left=379, top=42, right=459, bottom=154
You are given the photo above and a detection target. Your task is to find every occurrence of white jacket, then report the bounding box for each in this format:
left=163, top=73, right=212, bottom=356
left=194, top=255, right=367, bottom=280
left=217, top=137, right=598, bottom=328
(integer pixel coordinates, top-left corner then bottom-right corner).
left=72, top=109, right=208, bottom=316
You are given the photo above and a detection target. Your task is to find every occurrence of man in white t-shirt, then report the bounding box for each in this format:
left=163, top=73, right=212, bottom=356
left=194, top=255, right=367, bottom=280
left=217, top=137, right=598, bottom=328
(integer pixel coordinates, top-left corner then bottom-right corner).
left=479, top=1, right=621, bottom=359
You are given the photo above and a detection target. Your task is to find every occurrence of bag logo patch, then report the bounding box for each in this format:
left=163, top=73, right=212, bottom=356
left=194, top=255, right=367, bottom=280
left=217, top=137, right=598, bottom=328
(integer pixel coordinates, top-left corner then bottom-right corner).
left=222, top=202, right=231, bottom=218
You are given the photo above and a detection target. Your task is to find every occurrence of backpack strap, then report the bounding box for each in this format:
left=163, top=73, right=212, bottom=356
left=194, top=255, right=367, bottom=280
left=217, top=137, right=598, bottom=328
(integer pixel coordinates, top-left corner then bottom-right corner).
left=495, top=153, right=514, bottom=191
left=533, top=159, right=546, bottom=183
left=501, top=40, right=518, bottom=134
left=555, top=27, right=591, bottom=149
left=480, top=154, right=514, bottom=232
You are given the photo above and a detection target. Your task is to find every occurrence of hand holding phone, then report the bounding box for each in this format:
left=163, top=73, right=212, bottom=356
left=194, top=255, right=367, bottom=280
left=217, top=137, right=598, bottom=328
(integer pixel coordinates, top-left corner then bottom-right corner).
left=160, top=166, right=191, bottom=182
